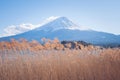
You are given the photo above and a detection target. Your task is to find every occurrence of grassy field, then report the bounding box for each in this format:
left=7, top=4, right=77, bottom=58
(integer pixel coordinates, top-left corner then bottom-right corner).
left=0, top=39, right=120, bottom=80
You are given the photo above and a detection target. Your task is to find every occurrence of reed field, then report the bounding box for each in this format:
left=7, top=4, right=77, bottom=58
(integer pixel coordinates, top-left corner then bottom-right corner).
left=0, top=39, right=120, bottom=80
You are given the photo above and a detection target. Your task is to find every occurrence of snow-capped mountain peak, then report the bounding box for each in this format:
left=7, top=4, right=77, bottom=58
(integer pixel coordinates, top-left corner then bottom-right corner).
left=1, top=16, right=120, bottom=47
left=37, top=17, right=87, bottom=31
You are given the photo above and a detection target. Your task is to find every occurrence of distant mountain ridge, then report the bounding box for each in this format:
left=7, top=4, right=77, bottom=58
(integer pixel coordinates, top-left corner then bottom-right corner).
left=0, top=17, right=120, bottom=47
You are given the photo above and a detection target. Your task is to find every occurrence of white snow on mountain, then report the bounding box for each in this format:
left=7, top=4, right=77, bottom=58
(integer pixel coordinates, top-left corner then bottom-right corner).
left=37, top=17, right=89, bottom=31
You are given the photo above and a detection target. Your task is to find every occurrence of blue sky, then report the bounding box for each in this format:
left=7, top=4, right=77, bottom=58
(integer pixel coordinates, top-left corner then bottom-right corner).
left=0, top=0, right=120, bottom=36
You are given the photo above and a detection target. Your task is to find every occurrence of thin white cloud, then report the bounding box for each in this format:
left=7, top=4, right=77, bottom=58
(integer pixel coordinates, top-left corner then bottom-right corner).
left=46, top=16, right=59, bottom=21
left=1, top=23, right=39, bottom=37
left=0, top=16, right=59, bottom=37
left=39, top=16, right=59, bottom=26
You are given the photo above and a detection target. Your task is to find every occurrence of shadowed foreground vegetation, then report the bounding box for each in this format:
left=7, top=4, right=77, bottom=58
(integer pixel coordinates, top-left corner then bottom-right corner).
left=0, top=38, right=120, bottom=80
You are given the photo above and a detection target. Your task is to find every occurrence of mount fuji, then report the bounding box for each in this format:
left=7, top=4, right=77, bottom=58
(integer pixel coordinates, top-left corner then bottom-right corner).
left=0, top=17, right=120, bottom=47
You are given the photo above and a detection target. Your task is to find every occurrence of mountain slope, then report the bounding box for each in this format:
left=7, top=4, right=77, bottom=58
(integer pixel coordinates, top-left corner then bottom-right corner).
left=0, top=17, right=120, bottom=47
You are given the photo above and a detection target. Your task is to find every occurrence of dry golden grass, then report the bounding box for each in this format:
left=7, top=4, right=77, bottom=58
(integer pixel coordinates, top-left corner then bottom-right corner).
left=0, top=39, right=120, bottom=80
left=0, top=48, right=119, bottom=80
